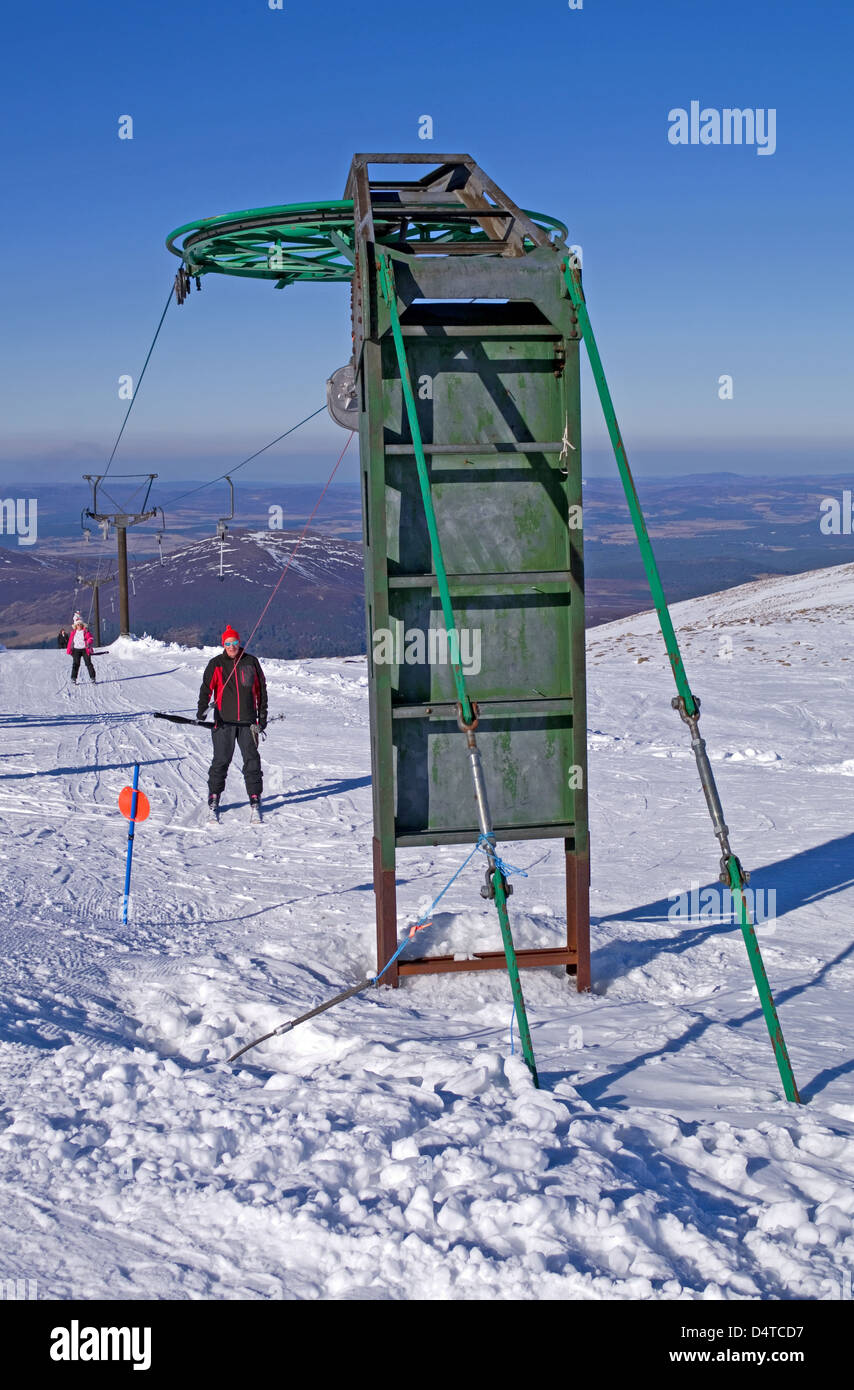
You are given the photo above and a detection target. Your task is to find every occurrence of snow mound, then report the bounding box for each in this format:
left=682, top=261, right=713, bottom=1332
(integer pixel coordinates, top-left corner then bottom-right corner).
left=108, top=633, right=207, bottom=659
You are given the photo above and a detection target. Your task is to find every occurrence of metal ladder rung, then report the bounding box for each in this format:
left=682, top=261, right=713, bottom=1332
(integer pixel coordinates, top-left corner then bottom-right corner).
left=385, top=442, right=566, bottom=455
left=389, top=569, right=573, bottom=588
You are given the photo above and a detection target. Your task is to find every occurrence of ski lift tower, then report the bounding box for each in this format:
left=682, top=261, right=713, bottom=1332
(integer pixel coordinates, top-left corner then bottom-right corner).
left=82, top=474, right=162, bottom=636
left=215, top=476, right=235, bottom=582
left=168, top=154, right=591, bottom=992
left=344, top=155, right=589, bottom=987
left=75, top=566, right=116, bottom=646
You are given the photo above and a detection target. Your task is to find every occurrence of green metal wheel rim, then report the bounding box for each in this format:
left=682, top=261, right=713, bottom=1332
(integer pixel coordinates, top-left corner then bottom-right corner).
left=166, top=199, right=568, bottom=288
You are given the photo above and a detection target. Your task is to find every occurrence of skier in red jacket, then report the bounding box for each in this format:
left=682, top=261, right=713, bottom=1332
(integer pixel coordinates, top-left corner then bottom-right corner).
left=197, top=626, right=268, bottom=822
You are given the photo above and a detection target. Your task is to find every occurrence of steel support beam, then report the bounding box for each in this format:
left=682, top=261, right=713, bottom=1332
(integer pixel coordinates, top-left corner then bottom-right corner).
left=116, top=526, right=129, bottom=636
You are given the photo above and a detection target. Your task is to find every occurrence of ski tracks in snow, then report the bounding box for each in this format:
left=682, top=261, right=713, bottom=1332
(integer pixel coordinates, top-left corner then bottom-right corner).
left=0, top=596, right=852, bottom=1299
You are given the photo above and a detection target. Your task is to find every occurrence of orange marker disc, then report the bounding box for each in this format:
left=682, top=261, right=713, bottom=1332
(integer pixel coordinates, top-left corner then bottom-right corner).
left=118, top=786, right=151, bottom=822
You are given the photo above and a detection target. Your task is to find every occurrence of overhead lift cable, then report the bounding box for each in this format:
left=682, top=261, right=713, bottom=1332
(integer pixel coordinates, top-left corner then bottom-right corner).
left=222, top=430, right=355, bottom=666
left=197, top=428, right=356, bottom=723
left=104, top=283, right=175, bottom=482
left=157, top=405, right=328, bottom=512
left=79, top=281, right=175, bottom=633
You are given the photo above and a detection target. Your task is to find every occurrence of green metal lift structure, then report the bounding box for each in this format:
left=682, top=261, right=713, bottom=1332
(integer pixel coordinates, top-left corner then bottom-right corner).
left=168, top=153, right=800, bottom=1101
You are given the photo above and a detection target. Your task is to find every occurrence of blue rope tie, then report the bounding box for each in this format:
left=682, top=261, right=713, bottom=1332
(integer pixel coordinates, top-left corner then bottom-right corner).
left=476, top=834, right=528, bottom=881
left=372, top=840, right=482, bottom=982
left=371, top=836, right=530, bottom=983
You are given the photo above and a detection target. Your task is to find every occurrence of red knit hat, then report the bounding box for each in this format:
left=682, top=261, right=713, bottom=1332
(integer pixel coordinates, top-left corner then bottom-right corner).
left=221, top=626, right=240, bottom=646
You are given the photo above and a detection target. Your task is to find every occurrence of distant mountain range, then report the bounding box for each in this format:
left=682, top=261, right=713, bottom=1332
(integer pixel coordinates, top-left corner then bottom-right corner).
left=0, top=529, right=366, bottom=656
left=1, top=474, right=851, bottom=652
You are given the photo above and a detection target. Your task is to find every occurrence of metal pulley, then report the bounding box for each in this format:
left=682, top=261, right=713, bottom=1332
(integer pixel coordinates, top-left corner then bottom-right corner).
left=174, top=267, right=191, bottom=305
left=326, top=364, right=358, bottom=430
left=174, top=267, right=201, bottom=305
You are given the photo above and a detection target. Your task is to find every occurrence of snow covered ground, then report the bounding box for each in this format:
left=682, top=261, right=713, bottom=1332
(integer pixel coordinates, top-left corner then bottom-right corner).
left=0, top=563, right=853, bottom=1301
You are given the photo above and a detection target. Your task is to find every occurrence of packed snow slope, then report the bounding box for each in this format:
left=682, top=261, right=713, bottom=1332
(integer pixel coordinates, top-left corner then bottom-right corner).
left=1, top=562, right=853, bottom=1301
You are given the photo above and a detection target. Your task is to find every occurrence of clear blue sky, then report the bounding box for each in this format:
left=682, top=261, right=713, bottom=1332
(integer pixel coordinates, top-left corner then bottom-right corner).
left=0, top=0, right=850, bottom=492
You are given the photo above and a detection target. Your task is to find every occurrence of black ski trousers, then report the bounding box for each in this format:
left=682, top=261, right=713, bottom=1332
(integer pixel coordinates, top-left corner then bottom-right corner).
left=71, top=651, right=96, bottom=681
left=208, top=722, right=262, bottom=798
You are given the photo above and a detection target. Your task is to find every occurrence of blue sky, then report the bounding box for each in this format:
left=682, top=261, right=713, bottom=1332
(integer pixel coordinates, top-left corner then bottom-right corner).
left=0, top=0, right=850, bottom=492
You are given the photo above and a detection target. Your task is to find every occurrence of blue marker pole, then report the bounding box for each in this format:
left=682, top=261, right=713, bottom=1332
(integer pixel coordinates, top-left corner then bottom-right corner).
left=122, top=763, right=140, bottom=925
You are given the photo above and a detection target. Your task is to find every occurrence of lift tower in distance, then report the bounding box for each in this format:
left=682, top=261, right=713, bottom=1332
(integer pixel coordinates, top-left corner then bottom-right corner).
left=82, top=474, right=161, bottom=637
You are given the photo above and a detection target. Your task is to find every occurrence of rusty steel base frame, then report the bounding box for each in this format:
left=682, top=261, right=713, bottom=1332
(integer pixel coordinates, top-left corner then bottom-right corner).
left=374, top=835, right=590, bottom=990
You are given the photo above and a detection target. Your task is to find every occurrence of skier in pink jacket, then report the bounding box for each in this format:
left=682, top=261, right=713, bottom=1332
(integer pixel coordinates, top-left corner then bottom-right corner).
left=67, top=617, right=97, bottom=683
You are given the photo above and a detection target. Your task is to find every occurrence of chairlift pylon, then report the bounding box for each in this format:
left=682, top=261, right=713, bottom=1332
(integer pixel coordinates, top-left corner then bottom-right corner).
left=154, top=507, right=167, bottom=566
left=216, top=475, right=234, bottom=582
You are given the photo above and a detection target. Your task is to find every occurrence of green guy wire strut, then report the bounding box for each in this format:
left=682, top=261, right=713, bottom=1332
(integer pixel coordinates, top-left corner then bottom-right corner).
left=729, top=857, right=800, bottom=1103
left=377, top=252, right=474, bottom=728
left=493, top=867, right=539, bottom=1077
left=562, top=257, right=801, bottom=1105
left=378, top=250, right=539, bottom=1087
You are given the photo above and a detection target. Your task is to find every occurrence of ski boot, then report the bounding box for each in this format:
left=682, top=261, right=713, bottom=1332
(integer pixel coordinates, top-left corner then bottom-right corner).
left=207, top=792, right=221, bottom=824
left=248, top=794, right=262, bottom=824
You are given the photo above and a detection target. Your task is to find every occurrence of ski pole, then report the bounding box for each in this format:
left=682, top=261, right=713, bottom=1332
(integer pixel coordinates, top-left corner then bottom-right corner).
left=153, top=712, right=213, bottom=727
left=152, top=712, right=286, bottom=728
left=122, top=763, right=140, bottom=925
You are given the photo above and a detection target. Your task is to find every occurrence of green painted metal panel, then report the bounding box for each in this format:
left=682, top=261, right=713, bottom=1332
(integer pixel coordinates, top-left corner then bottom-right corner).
left=361, top=299, right=586, bottom=847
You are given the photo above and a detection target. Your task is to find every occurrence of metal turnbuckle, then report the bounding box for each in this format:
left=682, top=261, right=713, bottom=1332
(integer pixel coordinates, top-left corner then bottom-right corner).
left=456, top=700, right=479, bottom=733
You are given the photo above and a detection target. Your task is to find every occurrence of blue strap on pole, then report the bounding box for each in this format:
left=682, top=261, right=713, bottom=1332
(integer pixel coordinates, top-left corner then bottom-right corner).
left=122, top=763, right=140, bottom=925
left=372, top=838, right=531, bottom=983
left=476, top=834, right=528, bottom=881
left=372, top=841, right=484, bottom=982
